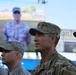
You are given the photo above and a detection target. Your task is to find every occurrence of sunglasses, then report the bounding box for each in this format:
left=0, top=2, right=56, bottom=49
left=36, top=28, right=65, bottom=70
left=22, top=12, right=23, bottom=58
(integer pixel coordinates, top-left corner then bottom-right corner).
left=14, top=11, right=20, bottom=14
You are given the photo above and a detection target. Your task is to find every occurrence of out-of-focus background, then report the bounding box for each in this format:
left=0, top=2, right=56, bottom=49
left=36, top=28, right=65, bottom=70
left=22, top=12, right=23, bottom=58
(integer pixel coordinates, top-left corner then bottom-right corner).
left=0, top=0, right=76, bottom=72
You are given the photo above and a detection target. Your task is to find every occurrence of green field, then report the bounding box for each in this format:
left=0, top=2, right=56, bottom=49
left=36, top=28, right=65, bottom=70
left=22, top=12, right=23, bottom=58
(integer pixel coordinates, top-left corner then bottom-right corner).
left=0, top=20, right=39, bottom=52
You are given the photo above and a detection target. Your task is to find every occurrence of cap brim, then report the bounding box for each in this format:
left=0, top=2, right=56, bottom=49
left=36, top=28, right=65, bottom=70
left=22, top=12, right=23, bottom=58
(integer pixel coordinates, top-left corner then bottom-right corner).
left=29, top=28, right=44, bottom=36
left=0, top=46, right=11, bottom=52
left=0, top=47, right=6, bottom=52
left=13, top=11, right=20, bottom=13
left=73, top=32, right=76, bottom=37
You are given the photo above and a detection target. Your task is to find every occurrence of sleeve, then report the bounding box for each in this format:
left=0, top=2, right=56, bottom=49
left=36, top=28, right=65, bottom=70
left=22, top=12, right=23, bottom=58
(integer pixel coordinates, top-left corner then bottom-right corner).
left=26, top=28, right=31, bottom=47
left=55, top=63, right=76, bottom=75
left=61, top=65, right=76, bottom=75
left=2, top=24, right=8, bottom=43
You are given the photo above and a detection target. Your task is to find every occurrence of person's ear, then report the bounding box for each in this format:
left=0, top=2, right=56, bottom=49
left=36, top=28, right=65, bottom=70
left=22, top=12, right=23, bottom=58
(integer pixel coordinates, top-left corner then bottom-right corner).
left=15, top=52, right=20, bottom=58
left=50, top=35, right=56, bottom=43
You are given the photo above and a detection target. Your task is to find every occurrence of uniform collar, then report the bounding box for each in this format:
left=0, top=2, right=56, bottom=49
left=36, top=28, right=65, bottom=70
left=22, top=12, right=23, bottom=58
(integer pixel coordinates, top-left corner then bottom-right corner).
left=40, top=50, right=58, bottom=69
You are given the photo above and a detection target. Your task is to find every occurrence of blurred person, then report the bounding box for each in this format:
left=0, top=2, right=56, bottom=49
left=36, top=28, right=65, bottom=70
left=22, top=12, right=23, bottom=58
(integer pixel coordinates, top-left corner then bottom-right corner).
left=2, top=7, right=31, bottom=51
left=0, top=41, right=31, bottom=75
left=29, top=21, right=76, bottom=75
left=73, top=32, right=76, bottom=52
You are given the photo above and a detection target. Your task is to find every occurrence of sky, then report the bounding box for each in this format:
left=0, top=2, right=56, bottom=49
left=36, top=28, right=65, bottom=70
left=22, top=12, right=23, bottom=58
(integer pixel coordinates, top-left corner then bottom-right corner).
left=0, top=0, right=76, bottom=30
left=46, top=0, right=76, bottom=30
left=0, top=0, right=45, bottom=10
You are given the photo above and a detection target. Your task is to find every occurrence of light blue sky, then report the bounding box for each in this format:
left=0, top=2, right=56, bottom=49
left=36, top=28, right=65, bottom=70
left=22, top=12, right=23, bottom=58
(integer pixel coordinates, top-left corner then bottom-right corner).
left=46, top=0, right=76, bottom=30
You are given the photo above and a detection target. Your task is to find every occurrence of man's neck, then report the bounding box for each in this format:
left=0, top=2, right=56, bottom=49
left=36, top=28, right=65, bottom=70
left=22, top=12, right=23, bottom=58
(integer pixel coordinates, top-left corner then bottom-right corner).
left=7, top=62, right=20, bottom=73
left=14, top=20, right=20, bottom=24
left=41, top=48, right=54, bottom=62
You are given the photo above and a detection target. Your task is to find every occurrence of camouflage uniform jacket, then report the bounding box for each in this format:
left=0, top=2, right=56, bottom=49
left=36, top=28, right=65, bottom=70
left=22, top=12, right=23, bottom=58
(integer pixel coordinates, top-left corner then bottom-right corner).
left=32, top=50, right=76, bottom=75
left=2, top=21, right=31, bottom=51
left=7, top=63, right=31, bottom=75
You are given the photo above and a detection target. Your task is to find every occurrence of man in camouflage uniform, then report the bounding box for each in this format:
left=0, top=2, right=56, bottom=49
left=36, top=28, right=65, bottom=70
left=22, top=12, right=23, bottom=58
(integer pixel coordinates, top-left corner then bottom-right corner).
left=29, top=22, right=76, bottom=75
left=0, top=41, right=31, bottom=75
left=2, top=7, right=31, bottom=52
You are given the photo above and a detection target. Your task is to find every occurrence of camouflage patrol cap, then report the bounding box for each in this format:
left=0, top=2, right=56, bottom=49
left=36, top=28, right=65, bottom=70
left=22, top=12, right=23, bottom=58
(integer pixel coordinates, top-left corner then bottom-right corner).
left=0, top=41, right=25, bottom=55
left=29, top=22, right=61, bottom=38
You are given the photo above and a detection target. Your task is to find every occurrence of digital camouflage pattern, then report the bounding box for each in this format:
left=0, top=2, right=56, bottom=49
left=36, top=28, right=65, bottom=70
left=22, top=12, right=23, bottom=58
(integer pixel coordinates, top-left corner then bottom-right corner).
left=6, top=63, right=31, bottom=75
left=0, top=41, right=25, bottom=55
left=32, top=50, right=76, bottom=75
left=2, top=21, right=31, bottom=51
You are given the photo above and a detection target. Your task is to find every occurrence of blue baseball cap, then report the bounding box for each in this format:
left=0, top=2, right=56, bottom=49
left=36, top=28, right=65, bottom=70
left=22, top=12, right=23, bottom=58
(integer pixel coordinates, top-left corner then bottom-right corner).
left=13, top=7, right=21, bottom=13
